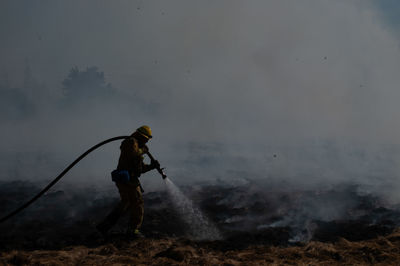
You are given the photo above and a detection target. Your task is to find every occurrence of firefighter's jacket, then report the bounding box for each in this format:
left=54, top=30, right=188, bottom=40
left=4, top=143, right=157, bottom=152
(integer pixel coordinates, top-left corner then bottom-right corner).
left=116, top=137, right=152, bottom=186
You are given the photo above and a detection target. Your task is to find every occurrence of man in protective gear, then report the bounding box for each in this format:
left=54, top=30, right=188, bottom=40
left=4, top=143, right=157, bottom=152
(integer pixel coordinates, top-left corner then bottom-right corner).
left=96, top=125, right=160, bottom=238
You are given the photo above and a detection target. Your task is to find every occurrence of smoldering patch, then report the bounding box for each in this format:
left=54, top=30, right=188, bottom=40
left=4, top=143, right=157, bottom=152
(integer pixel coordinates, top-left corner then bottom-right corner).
left=1, top=179, right=399, bottom=250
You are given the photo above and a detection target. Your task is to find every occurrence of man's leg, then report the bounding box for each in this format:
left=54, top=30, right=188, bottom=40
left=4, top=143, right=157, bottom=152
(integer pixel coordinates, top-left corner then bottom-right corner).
left=128, top=185, right=144, bottom=232
left=97, top=183, right=130, bottom=234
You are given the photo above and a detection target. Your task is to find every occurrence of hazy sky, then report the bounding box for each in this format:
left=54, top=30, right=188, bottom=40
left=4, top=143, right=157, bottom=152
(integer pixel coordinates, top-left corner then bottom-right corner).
left=0, top=1, right=399, bottom=84
left=2, top=0, right=400, bottom=202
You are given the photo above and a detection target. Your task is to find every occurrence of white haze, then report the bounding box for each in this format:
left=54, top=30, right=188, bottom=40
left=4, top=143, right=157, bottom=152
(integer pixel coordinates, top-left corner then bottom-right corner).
left=1, top=0, right=400, bottom=203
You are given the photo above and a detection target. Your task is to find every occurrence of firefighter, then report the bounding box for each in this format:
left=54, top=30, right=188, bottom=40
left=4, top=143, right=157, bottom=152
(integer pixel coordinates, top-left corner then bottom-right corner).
left=96, top=125, right=160, bottom=238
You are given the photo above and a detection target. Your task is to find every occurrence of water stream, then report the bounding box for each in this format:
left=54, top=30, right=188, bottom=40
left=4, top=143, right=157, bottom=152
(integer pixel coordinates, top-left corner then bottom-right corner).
left=164, top=178, right=222, bottom=240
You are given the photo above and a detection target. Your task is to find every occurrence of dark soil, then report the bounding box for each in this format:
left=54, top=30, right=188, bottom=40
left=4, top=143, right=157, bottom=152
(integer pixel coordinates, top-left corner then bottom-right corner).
left=1, top=180, right=400, bottom=264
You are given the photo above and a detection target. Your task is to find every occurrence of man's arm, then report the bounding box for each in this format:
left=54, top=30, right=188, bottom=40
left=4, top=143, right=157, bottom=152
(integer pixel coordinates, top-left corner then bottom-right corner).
left=140, top=145, right=160, bottom=173
left=141, top=159, right=160, bottom=173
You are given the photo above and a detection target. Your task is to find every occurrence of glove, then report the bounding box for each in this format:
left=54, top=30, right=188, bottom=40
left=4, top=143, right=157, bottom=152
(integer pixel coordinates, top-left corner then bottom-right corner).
left=150, top=159, right=160, bottom=170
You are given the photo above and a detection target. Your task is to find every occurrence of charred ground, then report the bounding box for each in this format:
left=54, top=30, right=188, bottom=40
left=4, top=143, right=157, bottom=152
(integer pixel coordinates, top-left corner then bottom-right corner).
left=2, top=180, right=400, bottom=264
left=1, top=180, right=399, bottom=250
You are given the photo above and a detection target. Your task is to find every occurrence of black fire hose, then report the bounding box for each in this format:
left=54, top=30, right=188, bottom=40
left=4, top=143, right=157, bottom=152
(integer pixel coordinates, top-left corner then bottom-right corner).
left=0, top=136, right=131, bottom=224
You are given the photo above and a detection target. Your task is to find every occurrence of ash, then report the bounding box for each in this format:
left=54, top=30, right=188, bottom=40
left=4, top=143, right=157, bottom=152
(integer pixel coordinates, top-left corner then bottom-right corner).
left=0, top=179, right=399, bottom=251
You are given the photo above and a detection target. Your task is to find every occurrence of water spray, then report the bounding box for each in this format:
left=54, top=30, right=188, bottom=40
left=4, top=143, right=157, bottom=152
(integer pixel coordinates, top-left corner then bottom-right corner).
left=163, top=177, right=222, bottom=240
left=146, top=151, right=221, bottom=240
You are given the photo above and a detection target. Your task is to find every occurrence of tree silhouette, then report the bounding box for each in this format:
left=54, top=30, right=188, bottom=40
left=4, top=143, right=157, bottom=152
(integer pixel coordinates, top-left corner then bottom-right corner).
left=62, top=66, right=113, bottom=101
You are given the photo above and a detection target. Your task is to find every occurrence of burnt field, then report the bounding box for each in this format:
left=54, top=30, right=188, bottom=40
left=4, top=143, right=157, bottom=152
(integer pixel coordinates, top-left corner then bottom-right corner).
left=2, top=180, right=400, bottom=265
left=1, top=179, right=399, bottom=251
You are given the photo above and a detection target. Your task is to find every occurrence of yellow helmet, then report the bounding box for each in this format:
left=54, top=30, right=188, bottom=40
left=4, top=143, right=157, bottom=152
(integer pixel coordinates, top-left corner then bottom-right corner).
left=136, top=125, right=152, bottom=139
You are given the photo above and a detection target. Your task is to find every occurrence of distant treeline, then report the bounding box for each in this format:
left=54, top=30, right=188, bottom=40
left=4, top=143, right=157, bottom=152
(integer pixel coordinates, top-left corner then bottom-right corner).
left=0, top=65, right=138, bottom=122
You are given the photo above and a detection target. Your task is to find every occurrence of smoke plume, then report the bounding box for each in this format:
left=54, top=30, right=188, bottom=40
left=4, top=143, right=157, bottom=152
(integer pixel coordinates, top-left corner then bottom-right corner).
left=1, top=0, right=400, bottom=236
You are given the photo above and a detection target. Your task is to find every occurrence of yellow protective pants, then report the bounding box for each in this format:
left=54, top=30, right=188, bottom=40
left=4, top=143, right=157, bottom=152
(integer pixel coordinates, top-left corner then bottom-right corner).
left=97, top=182, right=144, bottom=233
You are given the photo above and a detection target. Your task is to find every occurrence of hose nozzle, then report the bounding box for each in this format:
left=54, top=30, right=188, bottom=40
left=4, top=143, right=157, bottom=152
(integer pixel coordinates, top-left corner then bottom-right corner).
left=160, top=168, right=167, bottom=179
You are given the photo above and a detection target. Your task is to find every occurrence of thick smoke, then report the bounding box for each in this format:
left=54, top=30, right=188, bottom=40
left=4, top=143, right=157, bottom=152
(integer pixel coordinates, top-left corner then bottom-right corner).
left=1, top=0, right=400, bottom=230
